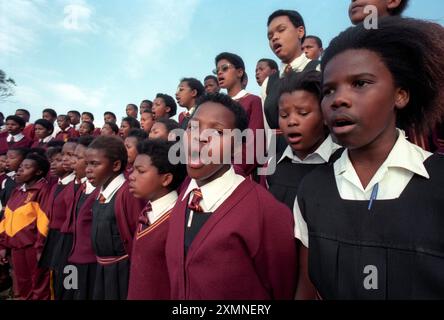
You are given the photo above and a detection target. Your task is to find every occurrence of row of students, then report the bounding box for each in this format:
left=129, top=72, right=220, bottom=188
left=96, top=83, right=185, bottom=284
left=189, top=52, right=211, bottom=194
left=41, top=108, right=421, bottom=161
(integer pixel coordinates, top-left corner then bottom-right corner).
left=2, top=1, right=444, bottom=300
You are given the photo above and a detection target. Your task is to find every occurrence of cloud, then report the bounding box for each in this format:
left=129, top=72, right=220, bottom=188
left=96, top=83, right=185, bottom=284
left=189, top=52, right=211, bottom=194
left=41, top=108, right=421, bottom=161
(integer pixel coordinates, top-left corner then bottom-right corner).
left=0, top=0, right=46, bottom=55
left=123, top=0, right=201, bottom=78
left=61, top=0, right=96, bottom=33
left=48, top=82, right=106, bottom=108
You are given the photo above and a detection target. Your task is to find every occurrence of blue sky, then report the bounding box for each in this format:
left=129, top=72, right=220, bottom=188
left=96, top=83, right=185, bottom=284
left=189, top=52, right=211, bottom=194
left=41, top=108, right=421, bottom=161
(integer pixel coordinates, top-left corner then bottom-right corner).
left=1, top=0, right=444, bottom=125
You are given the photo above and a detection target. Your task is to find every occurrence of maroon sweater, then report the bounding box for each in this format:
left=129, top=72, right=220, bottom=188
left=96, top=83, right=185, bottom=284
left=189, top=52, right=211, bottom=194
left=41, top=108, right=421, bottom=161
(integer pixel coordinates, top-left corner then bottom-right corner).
left=234, top=93, right=265, bottom=177
left=67, top=187, right=100, bottom=264
left=128, top=210, right=172, bottom=300
left=0, top=134, right=33, bottom=155
left=165, top=178, right=297, bottom=300
left=55, top=127, right=79, bottom=142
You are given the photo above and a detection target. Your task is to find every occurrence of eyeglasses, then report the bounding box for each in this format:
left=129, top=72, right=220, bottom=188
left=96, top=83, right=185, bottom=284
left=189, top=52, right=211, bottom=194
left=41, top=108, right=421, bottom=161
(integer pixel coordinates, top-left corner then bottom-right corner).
left=212, top=63, right=234, bottom=75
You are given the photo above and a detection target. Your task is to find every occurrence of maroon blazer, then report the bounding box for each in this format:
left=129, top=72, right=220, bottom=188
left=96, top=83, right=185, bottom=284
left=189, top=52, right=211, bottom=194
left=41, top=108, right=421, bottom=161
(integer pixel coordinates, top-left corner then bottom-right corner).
left=31, top=137, right=54, bottom=150
left=0, top=135, right=33, bottom=155
left=55, top=127, right=79, bottom=142
left=47, top=180, right=73, bottom=230
left=234, top=94, right=265, bottom=177
left=66, top=187, right=100, bottom=264
left=165, top=178, right=297, bottom=300
left=114, top=182, right=145, bottom=258
left=128, top=210, right=172, bottom=300
left=23, top=124, right=35, bottom=142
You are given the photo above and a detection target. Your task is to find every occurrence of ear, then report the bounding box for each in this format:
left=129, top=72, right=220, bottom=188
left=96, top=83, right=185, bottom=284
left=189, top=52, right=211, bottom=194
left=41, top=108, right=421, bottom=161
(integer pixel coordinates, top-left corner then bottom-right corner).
left=191, top=89, right=198, bottom=99
left=297, top=26, right=305, bottom=42
left=236, top=68, right=244, bottom=81
left=387, top=0, right=403, bottom=11
left=161, top=173, right=173, bottom=188
left=166, top=106, right=171, bottom=114
left=394, top=87, right=410, bottom=110
left=36, top=170, right=43, bottom=177
left=112, top=160, right=122, bottom=173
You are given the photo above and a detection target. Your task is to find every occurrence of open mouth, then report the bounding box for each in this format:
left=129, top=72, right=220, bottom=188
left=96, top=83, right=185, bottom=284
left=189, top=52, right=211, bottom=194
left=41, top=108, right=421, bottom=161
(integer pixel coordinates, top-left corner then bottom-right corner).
left=331, top=116, right=357, bottom=134
left=218, top=77, right=225, bottom=84
left=273, top=43, right=283, bottom=54
left=334, top=119, right=355, bottom=127
left=188, top=150, right=205, bottom=169
left=287, top=132, right=302, bottom=144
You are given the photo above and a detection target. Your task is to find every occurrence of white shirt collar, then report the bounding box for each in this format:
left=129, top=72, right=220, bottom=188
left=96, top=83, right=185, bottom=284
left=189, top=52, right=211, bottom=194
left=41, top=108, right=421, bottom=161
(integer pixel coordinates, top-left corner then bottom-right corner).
left=98, top=174, right=126, bottom=203
left=278, top=135, right=341, bottom=164
left=85, top=181, right=95, bottom=195
left=40, top=135, right=53, bottom=143
left=6, top=171, right=16, bottom=178
left=58, top=172, right=76, bottom=185
left=335, top=129, right=431, bottom=192
left=232, top=89, right=249, bottom=101
left=280, top=53, right=311, bottom=77
left=148, top=190, right=178, bottom=224
left=7, top=132, right=24, bottom=143
left=182, top=166, right=245, bottom=212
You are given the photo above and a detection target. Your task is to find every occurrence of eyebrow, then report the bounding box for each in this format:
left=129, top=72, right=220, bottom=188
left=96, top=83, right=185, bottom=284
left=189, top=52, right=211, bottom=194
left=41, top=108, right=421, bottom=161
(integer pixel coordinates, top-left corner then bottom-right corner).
left=323, top=72, right=377, bottom=86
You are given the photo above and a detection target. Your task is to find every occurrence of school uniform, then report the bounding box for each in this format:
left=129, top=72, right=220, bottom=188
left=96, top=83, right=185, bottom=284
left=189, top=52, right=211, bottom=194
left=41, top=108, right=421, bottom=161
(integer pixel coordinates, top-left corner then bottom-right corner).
left=178, top=106, right=196, bottom=130
left=294, top=130, right=444, bottom=299
left=232, top=90, right=265, bottom=178
left=39, top=173, right=76, bottom=298
left=62, top=178, right=99, bottom=300
left=0, top=133, right=33, bottom=155
left=0, top=179, right=51, bottom=300
left=266, top=135, right=341, bottom=210
left=40, top=173, right=76, bottom=268
left=91, top=174, right=144, bottom=300
left=0, top=171, right=17, bottom=216
left=128, top=191, right=177, bottom=300
left=166, top=167, right=296, bottom=300
left=262, top=54, right=320, bottom=154
left=31, top=135, right=54, bottom=150
left=55, top=127, right=79, bottom=142
left=23, top=123, right=35, bottom=142
left=92, top=128, right=101, bottom=137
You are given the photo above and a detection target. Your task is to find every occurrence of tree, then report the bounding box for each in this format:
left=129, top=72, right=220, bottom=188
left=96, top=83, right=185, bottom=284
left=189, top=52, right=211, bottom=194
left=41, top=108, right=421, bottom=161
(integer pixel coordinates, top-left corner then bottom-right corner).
left=0, top=69, right=16, bottom=101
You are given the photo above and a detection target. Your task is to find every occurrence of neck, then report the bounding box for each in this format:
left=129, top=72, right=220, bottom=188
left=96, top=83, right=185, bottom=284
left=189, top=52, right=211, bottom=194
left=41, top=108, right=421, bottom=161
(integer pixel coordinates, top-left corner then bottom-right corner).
left=25, top=178, right=40, bottom=189
left=186, top=102, right=196, bottom=111
left=227, top=83, right=243, bottom=98
left=61, top=171, right=72, bottom=179
left=148, top=188, right=170, bottom=203
left=292, top=135, right=326, bottom=160
left=102, top=173, right=120, bottom=190
left=196, top=164, right=230, bottom=188
left=348, top=129, right=398, bottom=189
left=75, top=173, right=86, bottom=181
left=283, top=48, right=303, bottom=65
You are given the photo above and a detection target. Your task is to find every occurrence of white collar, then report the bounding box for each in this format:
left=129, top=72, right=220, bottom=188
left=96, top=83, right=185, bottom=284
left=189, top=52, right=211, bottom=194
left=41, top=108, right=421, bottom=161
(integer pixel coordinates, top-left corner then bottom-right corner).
left=58, top=172, right=76, bottom=185
left=98, top=174, right=126, bottom=203
left=40, top=135, right=53, bottom=143
left=278, top=135, right=340, bottom=164
left=231, top=89, right=249, bottom=101
left=148, top=190, right=178, bottom=224
left=85, top=181, right=95, bottom=195
left=335, top=129, right=432, bottom=190
left=6, top=171, right=16, bottom=178
left=182, top=166, right=245, bottom=212
left=280, top=53, right=311, bottom=77
left=7, top=132, right=24, bottom=142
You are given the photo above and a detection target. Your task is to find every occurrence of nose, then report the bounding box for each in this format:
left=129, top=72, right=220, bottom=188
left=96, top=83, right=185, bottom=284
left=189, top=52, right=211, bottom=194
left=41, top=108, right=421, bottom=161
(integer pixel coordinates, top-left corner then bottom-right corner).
left=330, top=86, right=352, bottom=110
left=287, top=114, right=300, bottom=127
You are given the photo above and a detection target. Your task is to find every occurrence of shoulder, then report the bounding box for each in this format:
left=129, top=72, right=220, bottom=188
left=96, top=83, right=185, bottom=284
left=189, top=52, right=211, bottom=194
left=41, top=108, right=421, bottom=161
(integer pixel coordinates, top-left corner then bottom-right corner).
left=425, top=153, right=444, bottom=181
